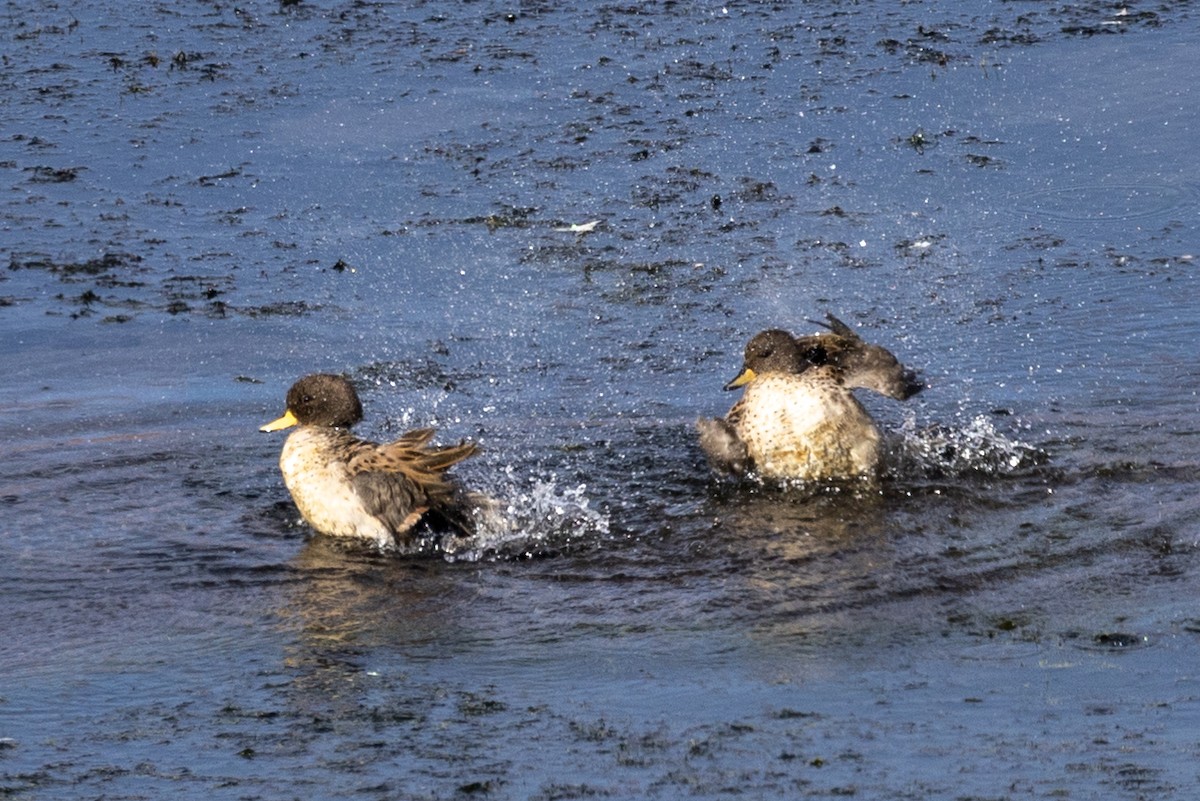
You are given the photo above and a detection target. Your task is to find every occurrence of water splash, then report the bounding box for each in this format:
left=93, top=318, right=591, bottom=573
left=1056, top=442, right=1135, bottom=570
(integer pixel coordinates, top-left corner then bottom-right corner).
left=440, top=475, right=611, bottom=562
left=887, top=413, right=1048, bottom=478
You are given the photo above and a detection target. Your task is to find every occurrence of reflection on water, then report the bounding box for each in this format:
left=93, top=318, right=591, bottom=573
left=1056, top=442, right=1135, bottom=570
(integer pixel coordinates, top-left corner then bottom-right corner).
left=282, top=539, right=485, bottom=653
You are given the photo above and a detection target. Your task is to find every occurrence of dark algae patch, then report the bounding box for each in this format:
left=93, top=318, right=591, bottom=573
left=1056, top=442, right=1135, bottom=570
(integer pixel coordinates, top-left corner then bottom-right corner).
left=10, top=251, right=141, bottom=279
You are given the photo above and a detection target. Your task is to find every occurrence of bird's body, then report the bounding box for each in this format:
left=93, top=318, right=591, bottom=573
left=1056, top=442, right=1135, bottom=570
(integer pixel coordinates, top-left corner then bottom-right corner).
left=697, top=315, right=922, bottom=481
left=262, top=374, right=479, bottom=549
left=703, top=367, right=881, bottom=481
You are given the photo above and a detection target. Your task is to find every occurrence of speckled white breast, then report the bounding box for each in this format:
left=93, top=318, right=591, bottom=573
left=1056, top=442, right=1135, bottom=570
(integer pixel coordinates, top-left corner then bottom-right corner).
left=279, top=428, right=393, bottom=547
left=732, top=371, right=881, bottom=480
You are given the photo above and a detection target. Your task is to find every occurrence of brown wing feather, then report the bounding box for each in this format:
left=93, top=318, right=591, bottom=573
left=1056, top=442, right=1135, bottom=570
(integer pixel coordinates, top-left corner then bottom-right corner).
left=393, top=428, right=436, bottom=448
left=416, top=441, right=479, bottom=473
left=348, top=434, right=475, bottom=494
left=344, top=429, right=479, bottom=541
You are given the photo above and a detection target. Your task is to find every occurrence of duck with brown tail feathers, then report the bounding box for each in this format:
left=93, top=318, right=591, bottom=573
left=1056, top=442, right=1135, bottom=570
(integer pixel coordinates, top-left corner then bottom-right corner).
left=261, top=373, right=483, bottom=550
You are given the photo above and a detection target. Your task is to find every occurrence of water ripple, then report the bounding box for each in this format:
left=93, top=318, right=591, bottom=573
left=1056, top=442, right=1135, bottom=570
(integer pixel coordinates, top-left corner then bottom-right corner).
left=1006, top=182, right=1200, bottom=223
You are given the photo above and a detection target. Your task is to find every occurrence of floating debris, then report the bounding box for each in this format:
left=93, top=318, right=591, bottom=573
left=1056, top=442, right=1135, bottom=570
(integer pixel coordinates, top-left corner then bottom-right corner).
left=552, top=220, right=601, bottom=233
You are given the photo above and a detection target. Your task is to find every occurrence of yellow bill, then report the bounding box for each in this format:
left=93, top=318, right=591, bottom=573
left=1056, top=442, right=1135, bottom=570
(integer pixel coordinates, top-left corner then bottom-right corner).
left=260, top=409, right=299, bottom=432
left=724, top=366, right=757, bottom=391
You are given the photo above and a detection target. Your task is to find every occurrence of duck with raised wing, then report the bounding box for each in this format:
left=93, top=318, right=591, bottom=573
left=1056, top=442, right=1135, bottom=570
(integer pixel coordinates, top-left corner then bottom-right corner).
left=261, top=373, right=481, bottom=549
left=696, top=315, right=923, bottom=481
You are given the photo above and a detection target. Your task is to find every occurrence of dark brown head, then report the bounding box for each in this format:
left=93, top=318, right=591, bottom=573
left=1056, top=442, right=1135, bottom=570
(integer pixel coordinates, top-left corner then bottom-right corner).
left=724, top=329, right=808, bottom=390
left=261, top=373, right=364, bottom=432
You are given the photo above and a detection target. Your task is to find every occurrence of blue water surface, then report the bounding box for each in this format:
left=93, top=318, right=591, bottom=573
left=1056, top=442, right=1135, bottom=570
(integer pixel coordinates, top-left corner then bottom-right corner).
left=2, top=2, right=1199, bottom=798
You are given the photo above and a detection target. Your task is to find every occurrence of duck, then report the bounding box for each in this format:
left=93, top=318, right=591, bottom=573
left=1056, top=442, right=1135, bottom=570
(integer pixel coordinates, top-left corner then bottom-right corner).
left=260, top=373, right=481, bottom=549
left=696, top=314, right=923, bottom=481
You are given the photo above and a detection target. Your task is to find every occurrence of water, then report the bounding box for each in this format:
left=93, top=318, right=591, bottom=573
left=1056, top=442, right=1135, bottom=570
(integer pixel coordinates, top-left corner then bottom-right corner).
left=3, top=1, right=1200, bottom=798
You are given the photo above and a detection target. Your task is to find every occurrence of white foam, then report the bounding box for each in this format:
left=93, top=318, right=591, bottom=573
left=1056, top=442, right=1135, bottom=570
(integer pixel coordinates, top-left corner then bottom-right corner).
left=440, top=475, right=610, bottom=562
left=887, top=412, right=1046, bottom=478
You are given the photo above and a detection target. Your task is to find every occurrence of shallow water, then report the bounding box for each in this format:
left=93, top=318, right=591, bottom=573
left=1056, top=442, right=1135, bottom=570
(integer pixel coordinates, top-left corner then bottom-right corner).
left=3, top=1, right=1200, bottom=799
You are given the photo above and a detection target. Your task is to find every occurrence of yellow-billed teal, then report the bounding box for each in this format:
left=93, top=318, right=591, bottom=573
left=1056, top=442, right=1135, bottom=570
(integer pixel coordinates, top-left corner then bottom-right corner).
left=697, top=315, right=923, bottom=481
left=261, top=373, right=480, bottom=548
